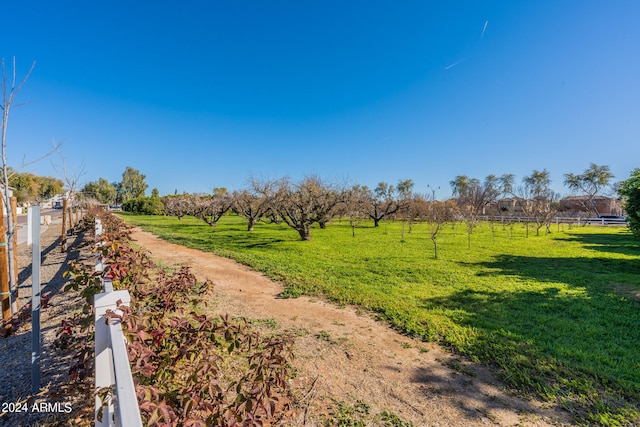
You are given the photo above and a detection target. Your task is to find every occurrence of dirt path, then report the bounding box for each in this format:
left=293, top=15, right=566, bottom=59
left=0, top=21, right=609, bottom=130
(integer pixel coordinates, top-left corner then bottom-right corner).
left=131, top=228, right=572, bottom=426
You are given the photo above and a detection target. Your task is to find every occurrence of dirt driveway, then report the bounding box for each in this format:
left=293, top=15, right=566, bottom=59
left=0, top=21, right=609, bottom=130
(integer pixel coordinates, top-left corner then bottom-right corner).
left=131, top=228, right=572, bottom=426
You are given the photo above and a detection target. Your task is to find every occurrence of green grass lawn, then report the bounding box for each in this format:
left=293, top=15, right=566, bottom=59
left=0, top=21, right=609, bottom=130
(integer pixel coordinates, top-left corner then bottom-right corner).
left=121, top=213, right=640, bottom=425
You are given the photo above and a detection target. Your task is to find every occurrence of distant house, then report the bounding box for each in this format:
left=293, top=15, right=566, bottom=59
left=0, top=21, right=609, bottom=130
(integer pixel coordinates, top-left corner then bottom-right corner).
left=484, top=197, right=528, bottom=216
left=496, top=197, right=526, bottom=214
left=485, top=195, right=624, bottom=218
left=0, top=186, right=15, bottom=215
left=559, top=196, right=624, bottom=217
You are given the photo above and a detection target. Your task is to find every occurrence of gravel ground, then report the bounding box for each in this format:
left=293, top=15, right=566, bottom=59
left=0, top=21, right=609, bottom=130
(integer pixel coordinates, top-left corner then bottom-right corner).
left=0, top=220, right=92, bottom=427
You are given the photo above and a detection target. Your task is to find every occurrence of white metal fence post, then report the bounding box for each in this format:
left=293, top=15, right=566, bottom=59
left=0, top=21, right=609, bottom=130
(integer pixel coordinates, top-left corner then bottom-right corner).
left=30, top=206, right=41, bottom=393
left=93, top=218, right=143, bottom=427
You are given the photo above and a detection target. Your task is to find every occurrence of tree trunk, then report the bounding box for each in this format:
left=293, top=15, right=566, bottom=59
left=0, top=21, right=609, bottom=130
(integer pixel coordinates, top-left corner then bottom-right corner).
left=373, top=217, right=380, bottom=227
left=202, top=216, right=218, bottom=226
left=297, top=226, right=312, bottom=241
left=490, top=220, right=495, bottom=243
left=61, top=198, right=67, bottom=252
left=67, top=206, right=73, bottom=233
left=0, top=198, right=11, bottom=334
left=431, top=235, right=438, bottom=259
left=247, top=218, right=255, bottom=232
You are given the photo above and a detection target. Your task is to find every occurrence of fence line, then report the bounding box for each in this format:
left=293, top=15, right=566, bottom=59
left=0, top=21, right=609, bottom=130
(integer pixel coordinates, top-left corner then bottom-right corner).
left=480, top=215, right=628, bottom=226
left=94, top=219, right=142, bottom=427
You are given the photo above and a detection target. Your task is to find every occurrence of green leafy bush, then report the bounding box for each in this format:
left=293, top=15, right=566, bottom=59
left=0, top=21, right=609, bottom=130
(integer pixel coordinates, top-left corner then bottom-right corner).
left=618, top=168, right=640, bottom=237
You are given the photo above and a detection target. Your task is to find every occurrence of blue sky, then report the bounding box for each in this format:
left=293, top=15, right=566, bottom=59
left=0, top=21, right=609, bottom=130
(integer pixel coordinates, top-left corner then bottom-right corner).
left=4, top=1, right=639, bottom=199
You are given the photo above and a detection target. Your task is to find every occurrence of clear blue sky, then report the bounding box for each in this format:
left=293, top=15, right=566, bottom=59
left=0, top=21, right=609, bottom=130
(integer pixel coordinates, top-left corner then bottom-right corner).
left=4, top=1, right=639, bottom=199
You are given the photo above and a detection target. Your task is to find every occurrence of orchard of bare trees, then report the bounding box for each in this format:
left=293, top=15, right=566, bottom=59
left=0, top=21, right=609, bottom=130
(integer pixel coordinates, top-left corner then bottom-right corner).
left=153, top=162, right=619, bottom=247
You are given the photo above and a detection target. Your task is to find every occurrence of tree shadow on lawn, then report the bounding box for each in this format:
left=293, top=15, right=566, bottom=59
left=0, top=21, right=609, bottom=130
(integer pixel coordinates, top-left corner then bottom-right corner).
left=410, top=361, right=568, bottom=424
left=554, top=231, right=640, bottom=256
left=418, top=254, right=640, bottom=415
left=157, top=230, right=288, bottom=252
left=139, top=222, right=289, bottom=250
left=476, top=253, right=639, bottom=288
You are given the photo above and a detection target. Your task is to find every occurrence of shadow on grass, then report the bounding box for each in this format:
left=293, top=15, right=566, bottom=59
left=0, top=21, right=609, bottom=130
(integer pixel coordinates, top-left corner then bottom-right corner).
left=160, top=232, right=288, bottom=252
left=410, top=362, right=565, bottom=423
left=135, top=220, right=294, bottom=252
left=418, top=253, right=640, bottom=420
left=474, top=253, right=639, bottom=287
left=554, top=231, right=640, bottom=256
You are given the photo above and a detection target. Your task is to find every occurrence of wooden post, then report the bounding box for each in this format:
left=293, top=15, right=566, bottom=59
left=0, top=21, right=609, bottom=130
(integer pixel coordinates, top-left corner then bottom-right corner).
left=61, top=198, right=67, bottom=252
left=0, top=198, right=11, bottom=336
left=68, top=204, right=73, bottom=232
left=10, top=197, right=18, bottom=309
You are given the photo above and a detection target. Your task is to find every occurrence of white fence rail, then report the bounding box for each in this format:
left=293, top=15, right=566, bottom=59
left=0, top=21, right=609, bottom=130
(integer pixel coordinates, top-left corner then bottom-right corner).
left=480, top=215, right=628, bottom=226
left=94, top=219, right=143, bottom=427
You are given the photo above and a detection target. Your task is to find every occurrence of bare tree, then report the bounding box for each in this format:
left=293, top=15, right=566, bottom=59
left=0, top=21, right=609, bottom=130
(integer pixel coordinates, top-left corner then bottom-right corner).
left=164, top=193, right=232, bottom=225
left=363, top=182, right=403, bottom=227
left=232, top=178, right=275, bottom=231
left=52, top=155, right=85, bottom=197
left=192, top=194, right=233, bottom=227
left=163, top=194, right=195, bottom=219
left=395, top=179, right=414, bottom=242
left=515, top=169, right=559, bottom=236
left=1, top=58, right=60, bottom=315
left=450, top=175, right=502, bottom=249
left=341, top=184, right=369, bottom=237
left=488, top=174, right=515, bottom=241
left=406, top=195, right=430, bottom=233
left=564, top=163, right=614, bottom=216
left=52, top=154, right=86, bottom=220
left=426, top=200, right=457, bottom=259
left=271, top=176, right=340, bottom=241
left=315, top=185, right=342, bottom=229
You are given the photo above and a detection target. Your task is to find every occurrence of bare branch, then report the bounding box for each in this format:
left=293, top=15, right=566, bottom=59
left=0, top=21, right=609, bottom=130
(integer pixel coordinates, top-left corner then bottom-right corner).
left=0, top=58, right=35, bottom=112
left=13, top=140, right=63, bottom=175
left=0, top=57, right=37, bottom=316
left=52, top=151, right=86, bottom=204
